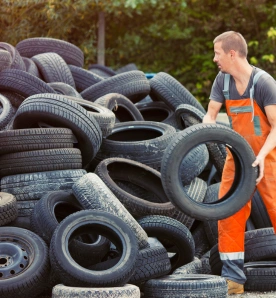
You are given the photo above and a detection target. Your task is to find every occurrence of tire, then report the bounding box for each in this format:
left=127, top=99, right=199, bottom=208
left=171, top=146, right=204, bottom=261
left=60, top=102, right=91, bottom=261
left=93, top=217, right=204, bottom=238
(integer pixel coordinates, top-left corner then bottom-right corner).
left=52, top=283, right=140, bottom=298
left=95, top=157, right=175, bottom=217
left=192, top=221, right=211, bottom=259
left=210, top=228, right=276, bottom=275
left=0, top=69, right=56, bottom=98
left=0, top=93, right=14, bottom=129
left=0, top=42, right=25, bottom=70
left=95, top=93, right=144, bottom=122
left=94, top=121, right=176, bottom=171
left=0, top=169, right=87, bottom=201
left=48, top=82, right=83, bottom=98
left=0, top=148, right=82, bottom=177
left=0, top=91, right=25, bottom=108
left=0, top=127, right=77, bottom=155
left=0, top=227, right=50, bottom=298
left=173, top=258, right=202, bottom=275
left=50, top=210, right=138, bottom=287
left=81, top=71, right=150, bottom=103
left=138, top=215, right=195, bottom=273
left=64, top=96, right=116, bottom=137
left=16, top=200, right=38, bottom=217
left=16, top=37, right=84, bottom=67
left=244, top=261, right=276, bottom=291
left=149, top=72, right=206, bottom=113
left=22, top=57, right=41, bottom=78
left=143, top=274, right=227, bottom=298
left=161, top=123, right=258, bottom=220
left=88, top=64, right=116, bottom=77
left=31, top=52, right=76, bottom=87
left=72, top=173, right=149, bottom=249
left=68, top=65, right=103, bottom=92
left=116, top=63, right=138, bottom=74
left=0, top=192, right=17, bottom=226
left=0, top=49, right=12, bottom=71
left=12, top=93, right=102, bottom=167
left=175, top=103, right=227, bottom=174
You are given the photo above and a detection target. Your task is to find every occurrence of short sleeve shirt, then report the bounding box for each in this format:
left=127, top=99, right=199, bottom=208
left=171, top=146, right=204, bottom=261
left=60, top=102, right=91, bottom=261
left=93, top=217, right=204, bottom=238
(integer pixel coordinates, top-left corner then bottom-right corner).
left=210, top=66, right=276, bottom=115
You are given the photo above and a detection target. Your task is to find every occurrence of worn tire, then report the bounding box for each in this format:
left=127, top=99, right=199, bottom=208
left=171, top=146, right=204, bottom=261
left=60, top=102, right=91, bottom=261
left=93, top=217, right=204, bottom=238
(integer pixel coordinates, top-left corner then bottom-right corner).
left=0, top=192, right=18, bottom=226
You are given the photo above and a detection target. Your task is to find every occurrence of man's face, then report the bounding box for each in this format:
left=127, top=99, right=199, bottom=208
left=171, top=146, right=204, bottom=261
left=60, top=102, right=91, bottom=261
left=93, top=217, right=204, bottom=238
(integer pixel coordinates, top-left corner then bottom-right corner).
left=213, top=41, right=231, bottom=73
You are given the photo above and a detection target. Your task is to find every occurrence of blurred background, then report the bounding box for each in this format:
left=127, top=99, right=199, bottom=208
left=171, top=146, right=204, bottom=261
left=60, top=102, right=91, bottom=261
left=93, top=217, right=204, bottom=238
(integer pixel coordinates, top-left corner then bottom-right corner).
left=1, top=0, right=275, bottom=109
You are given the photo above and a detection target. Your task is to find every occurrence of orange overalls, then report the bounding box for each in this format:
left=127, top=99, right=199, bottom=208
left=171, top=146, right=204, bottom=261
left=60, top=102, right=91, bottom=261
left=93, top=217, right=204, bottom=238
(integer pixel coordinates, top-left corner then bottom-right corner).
left=218, top=70, right=276, bottom=283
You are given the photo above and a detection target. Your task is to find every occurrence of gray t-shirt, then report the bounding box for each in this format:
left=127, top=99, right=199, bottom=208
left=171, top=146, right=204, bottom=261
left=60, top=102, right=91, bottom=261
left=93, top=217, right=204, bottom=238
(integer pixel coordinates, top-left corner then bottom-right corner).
left=210, top=66, right=276, bottom=115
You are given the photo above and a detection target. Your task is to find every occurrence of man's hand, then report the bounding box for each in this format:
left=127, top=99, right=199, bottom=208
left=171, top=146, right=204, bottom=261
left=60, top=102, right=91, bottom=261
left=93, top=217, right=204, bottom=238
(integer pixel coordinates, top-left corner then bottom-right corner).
left=252, top=156, right=264, bottom=184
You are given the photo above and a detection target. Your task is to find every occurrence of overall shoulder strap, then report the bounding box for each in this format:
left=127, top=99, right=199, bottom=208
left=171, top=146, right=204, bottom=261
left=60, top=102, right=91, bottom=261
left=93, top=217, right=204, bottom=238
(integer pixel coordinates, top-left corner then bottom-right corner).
left=249, top=70, right=266, bottom=100
left=223, top=74, right=231, bottom=100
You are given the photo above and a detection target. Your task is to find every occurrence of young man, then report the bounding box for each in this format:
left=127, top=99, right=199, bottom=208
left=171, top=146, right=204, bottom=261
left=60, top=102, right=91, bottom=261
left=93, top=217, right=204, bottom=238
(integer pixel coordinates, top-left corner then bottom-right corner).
left=203, top=31, right=276, bottom=294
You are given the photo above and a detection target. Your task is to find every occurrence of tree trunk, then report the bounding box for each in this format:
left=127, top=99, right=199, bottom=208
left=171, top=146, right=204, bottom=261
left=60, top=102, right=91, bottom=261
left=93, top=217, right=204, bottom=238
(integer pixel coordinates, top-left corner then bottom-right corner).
left=97, top=11, right=105, bottom=66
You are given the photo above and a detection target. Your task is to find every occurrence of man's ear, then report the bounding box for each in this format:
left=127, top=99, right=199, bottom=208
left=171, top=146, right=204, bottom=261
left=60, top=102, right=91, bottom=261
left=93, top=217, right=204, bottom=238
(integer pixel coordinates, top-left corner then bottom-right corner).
left=229, top=49, right=236, bottom=58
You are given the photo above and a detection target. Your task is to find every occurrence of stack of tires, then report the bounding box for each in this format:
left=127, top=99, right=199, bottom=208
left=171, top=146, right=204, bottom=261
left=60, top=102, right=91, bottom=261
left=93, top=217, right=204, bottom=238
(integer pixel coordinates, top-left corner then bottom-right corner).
left=0, top=37, right=273, bottom=298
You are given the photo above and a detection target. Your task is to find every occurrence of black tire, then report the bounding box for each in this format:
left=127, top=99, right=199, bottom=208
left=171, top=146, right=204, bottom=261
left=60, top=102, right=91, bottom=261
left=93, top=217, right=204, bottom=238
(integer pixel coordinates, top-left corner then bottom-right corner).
left=88, top=64, right=116, bottom=77
left=12, top=93, right=102, bottom=167
left=16, top=200, right=38, bottom=217
left=64, top=96, right=116, bottom=137
left=0, top=91, right=25, bottom=108
left=138, top=215, right=195, bottom=273
left=143, top=274, right=227, bottom=298
left=81, top=71, right=150, bottom=103
left=22, top=57, right=41, bottom=78
left=0, top=169, right=87, bottom=201
left=0, top=227, right=50, bottom=298
left=210, top=228, right=276, bottom=275
left=149, top=72, right=206, bottom=113
left=250, top=189, right=272, bottom=228
left=0, top=49, right=12, bottom=71
left=68, top=65, right=103, bottom=92
left=0, top=42, right=25, bottom=70
left=95, top=93, right=144, bottom=122
left=0, top=192, right=18, bottom=226
left=244, top=261, right=276, bottom=291
left=95, top=157, right=175, bottom=217
left=173, top=258, right=202, bottom=275
left=94, top=121, right=176, bottom=171
left=129, top=245, right=171, bottom=284
left=116, top=63, right=138, bottom=74
left=50, top=210, right=138, bottom=287
left=0, top=93, right=14, bottom=129
left=52, top=283, right=140, bottom=298
left=0, top=127, right=77, bottom=155
left=161, top=123, right=258, bottom=220
left=31, top=52, right=76, bottom=87
left=192, top=221, right=211, bottom=259
left=0, top=148, right=82, bottom=177
left=16, top=37, right=84, bottom=67
left=72, top=173, right=149, bottom=249
left=175, top=103, right=227, bottom=174
left=48, top=82, right=82, bottom=98
left=7, top=216, right=32, bottom=230
left=0, top=69, right=56, bottom=98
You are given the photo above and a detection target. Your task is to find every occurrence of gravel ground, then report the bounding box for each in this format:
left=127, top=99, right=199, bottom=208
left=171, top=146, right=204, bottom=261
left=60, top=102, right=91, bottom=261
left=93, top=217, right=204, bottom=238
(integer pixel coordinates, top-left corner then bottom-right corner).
left=227, top=291, right=276, bottom=297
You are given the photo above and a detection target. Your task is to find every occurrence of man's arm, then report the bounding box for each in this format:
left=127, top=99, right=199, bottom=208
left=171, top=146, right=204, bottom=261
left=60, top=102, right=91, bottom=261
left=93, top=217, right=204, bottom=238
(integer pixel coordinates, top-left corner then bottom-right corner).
left=252, top=104, right=276, bottom=184
left=203, top=100, right=223, bottom=123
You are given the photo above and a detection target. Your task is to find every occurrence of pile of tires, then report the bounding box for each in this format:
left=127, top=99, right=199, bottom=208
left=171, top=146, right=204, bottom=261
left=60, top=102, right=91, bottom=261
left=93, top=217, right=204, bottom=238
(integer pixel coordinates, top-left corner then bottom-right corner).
left=0, top=37, right=271, bottom=298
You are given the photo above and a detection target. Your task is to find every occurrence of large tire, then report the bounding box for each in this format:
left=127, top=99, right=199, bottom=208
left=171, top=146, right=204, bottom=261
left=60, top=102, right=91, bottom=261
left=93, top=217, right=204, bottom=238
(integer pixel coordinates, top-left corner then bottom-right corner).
left=0, top=69, right=56, bottom=97
left=0, top=169, right=87, bottom=201
left=0, top=93, right=14, bottom=129
left=81, top=71, right=150, bottom=103
left=52, top=284, right=140, bottom=298
left=0, top=192, right=18, bottom=226
left=50, top=210, right=138, bottom=287
left=22, top=57, right=41, bottom=78
left=0, top=42, right=25, bottom=70
left=72, top=173, right=149, bottom=249
left=0, top=227, right=50, bottom=298
left=94, top=121, right=176, bottom=171
left=161, top=123, right=258, bottom=220
left=149, top=72, right=206, bottom=113
left=0, top=148, right=82, bottom=177
left=12, top=93, right=102, bottom=166
left=31, top=52, right=76, bottom=87
left=0, top=49, right=12, bottom=71
left=48, top=82, right=82, bottom=98
left=143, top=274, right=227, bottom=298
left=138, top=215, right=195, bottom=273
left=16, top=37, right=84, bottom=67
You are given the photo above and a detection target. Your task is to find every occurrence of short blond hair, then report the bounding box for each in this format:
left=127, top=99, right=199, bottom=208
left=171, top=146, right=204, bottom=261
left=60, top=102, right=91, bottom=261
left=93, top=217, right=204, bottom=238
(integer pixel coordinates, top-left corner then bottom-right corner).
left=213, top=31, right=248, bottom=58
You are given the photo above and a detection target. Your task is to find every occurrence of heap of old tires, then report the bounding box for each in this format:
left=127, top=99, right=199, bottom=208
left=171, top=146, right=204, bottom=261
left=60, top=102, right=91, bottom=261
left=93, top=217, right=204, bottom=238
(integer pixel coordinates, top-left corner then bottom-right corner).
left=0, top=38, right=274, bottom=298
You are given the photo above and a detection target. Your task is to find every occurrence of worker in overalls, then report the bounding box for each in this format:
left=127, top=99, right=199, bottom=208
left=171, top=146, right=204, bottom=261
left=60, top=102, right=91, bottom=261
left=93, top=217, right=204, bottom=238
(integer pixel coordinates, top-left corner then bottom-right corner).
left=203, top=31, right=276, bottom=294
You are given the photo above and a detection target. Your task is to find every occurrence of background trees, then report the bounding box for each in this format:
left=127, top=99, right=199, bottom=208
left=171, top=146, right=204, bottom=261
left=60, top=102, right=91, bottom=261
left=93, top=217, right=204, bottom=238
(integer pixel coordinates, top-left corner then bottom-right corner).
left=1, top=0, right=275, bottom=108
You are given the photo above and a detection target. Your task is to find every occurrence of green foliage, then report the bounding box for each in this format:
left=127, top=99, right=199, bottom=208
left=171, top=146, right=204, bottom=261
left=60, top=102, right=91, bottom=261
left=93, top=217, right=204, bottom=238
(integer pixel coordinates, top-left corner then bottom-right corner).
left=0, top=0, right=275, bottom=109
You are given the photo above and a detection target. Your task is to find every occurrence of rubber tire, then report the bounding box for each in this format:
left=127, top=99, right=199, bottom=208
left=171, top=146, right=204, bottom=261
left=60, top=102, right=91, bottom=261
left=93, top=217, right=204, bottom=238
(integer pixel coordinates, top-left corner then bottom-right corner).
left=0, top=93, right=14, bottom=129
left=48, top=82, right=83, bottom=98
left=0, top=227, right=50, bottom=298
left=0, top=192, right=18, bottom=226
left=161, top=123, right=258, bottom=220
left=0, top=42, right=25, bottom=70
left=0, top=49, right=12, bottom=71
left=50, top=210, right=138, bottom=287
left=12, top=93, right=102, bottom=167
left=22, top=57, right=41, bottom=78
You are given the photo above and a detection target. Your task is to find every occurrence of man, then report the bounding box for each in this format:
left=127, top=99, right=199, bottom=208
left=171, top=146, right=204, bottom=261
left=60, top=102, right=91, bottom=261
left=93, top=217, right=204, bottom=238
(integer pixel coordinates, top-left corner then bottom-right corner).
left=203, top=31, right=276, bottom=294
